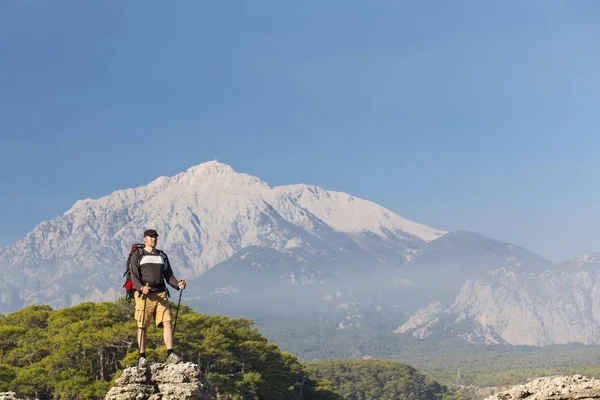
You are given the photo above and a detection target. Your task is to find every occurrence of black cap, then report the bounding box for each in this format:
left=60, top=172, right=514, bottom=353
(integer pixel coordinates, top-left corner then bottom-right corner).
left=144, top=229, right=159, bottom=238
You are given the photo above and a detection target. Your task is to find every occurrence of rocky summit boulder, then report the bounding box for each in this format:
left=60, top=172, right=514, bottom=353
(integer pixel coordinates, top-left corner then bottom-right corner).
left=484, top=375, right=600, bottom=400
left=105, top=362, right=213, bottom=400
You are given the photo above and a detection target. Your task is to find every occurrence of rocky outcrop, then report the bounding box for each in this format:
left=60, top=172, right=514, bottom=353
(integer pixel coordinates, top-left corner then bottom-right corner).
left=484, top=375, right=600, bottom=400
left=105, top=362, right=213, bottom=400
left=0, top=393, right=20, bottom=400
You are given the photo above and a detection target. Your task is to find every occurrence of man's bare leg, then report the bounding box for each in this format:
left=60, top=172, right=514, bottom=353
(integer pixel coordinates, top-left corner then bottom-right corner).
left=138, top=327, right=147, bottom=353
left=162, top=321, right=181, bottom=363
left=162, top=321, right=173, bottom=350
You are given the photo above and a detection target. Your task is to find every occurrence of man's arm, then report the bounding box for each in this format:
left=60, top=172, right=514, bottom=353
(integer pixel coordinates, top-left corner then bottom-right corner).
left=162, top=252, right=184, bottom=290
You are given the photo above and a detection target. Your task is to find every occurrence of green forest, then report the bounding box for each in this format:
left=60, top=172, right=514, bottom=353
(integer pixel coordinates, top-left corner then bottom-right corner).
left=0, top=300, right=460, bottom=400
left=306, top=360, right=468, bottom=400
left=255, top=315, right=600, bottom=390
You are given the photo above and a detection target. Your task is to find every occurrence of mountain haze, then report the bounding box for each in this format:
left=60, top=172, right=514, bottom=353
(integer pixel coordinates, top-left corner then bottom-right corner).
left=0, top=161, right=444, bottom=313
left=3, top=161, right=600, bottom=350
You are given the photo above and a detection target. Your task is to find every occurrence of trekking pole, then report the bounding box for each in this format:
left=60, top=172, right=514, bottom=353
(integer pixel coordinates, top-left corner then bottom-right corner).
left=138, top=283, right=149, bottom=365
left=172, top=281, right=184, bottom=339
left=140, top=283, right=149, bottom=331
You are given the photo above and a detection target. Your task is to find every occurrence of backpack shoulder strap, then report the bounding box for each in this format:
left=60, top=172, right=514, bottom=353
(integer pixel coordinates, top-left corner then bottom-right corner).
left=126, top=244, right=145, bottom=279
left=135, top=246, right=144, bottom=276
left=157, top=249, right=168, bottom=271
left=157, top=249, right=172, bottom=298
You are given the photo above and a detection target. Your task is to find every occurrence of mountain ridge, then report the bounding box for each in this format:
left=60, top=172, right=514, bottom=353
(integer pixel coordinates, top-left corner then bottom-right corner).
left=4, top=161, right=600, bottom=349
left=0, top=161, right=445, bottom=313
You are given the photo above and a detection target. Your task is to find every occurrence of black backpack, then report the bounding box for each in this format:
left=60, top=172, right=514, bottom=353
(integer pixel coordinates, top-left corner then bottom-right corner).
left=123, top=244, right=145, bottom=301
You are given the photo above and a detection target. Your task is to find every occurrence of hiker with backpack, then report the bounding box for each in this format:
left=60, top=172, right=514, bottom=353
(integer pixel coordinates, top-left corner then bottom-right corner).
left=128, top=229, right=186, bottom=368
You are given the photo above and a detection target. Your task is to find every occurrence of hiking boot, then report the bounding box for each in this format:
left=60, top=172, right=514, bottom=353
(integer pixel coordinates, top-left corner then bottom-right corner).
left=166, top=353, right=181, bottom=364
left=138, top=356, right=148, bottom=368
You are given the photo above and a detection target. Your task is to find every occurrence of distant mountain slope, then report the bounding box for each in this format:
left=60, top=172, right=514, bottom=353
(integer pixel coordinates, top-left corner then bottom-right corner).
left=191, top=229, right=560, bottom=334
left=396, top=253, right=600, bottom=346
left=408, top=230, right=554, bottom=271
left=382, top=231, right=556, bottom=311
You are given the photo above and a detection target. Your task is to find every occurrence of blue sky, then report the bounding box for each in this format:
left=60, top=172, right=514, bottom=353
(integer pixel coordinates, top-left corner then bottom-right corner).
left=1, top=1, right=600, bottom=262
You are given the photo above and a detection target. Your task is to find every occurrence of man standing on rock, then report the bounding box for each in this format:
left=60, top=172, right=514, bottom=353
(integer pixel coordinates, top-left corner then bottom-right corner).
left=129, top=229, right=186, bottom=368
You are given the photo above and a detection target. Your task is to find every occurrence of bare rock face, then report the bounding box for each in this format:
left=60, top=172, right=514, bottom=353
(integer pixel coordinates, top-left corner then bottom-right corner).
left=105, top=362, right=213, bottom=400
left=0, top=393, right=20, bottom=400
left=484, top=375, right=600, bottom=400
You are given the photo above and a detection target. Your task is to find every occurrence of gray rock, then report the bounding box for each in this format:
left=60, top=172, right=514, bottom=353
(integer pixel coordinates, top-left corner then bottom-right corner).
left=105, top=362, right=213, bottom=400
left=0, top=393, right=20, bottom=400
left=397, top=265, right=600, bottom=347
left=484, top=375, right=600, bottom=400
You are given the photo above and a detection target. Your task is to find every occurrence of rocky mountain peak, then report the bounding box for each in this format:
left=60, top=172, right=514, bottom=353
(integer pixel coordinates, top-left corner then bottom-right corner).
left=173, top=161, right=270, bottom=192
left=187, top=160, right=235, bottom=175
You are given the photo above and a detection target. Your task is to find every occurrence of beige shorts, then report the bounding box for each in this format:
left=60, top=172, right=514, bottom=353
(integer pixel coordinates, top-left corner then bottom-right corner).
left=134, top=291, right=172, bottom=328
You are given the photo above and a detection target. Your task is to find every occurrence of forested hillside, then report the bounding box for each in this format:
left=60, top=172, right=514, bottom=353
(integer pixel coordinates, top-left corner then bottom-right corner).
left=5, top=299, right=595, bottom=400
left=0, top=300, right=339, bottom=400
left=306, top=359, right=468, bottom=400
left=258, top=316, right=600, bottom=389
